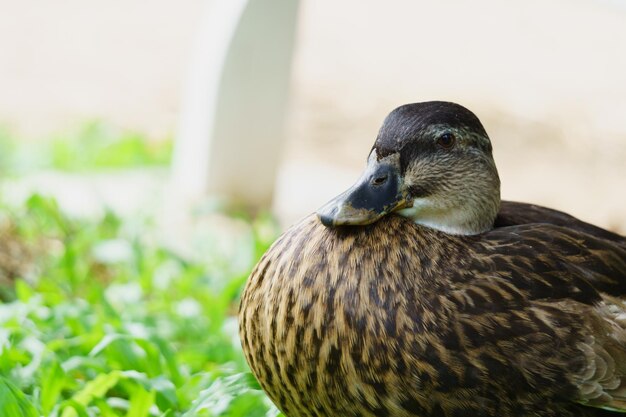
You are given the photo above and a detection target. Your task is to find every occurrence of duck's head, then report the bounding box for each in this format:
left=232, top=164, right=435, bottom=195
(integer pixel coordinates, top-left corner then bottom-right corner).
left=317, top=101, right=500, bottom=235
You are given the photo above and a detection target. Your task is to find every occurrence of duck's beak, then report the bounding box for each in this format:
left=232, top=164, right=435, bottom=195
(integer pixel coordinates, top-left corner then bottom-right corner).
left=317, top=157, right=407, bottom=227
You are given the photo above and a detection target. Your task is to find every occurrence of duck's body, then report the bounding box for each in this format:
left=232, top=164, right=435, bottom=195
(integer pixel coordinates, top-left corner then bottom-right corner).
left=239, top=102, right=626, bottom=416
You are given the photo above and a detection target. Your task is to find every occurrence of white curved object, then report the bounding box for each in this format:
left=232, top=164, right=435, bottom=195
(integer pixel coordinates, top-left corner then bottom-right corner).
left=172, top=0, right=300, bottom=207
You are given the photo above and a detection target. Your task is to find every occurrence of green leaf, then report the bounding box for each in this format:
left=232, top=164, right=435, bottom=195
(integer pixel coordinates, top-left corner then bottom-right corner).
left=182, top=373, right=266, bottom=417
left=93, top=398, right=119, bottom=417
left=60, top=399, right=91, bottom=417
left=70, top=371, right=122, bottom=406
left=0, top=376, right=39, bottom=417
left=122, top=372, right=178, bottom=411
left=14, top=280, right=34, bottom=302
left=150, top=337, right=182, bottom=386
left=126, top=386, right=155, bottom=417
left=0, top=190, right=277, bottom=416
left=40, top=360, right=66, bottom=414
left=89, top=334, right=126, bottom=357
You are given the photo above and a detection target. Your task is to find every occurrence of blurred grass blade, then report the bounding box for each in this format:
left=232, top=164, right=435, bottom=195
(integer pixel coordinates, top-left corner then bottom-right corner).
left=67, top=371, right=122, bottom=410
left=126, top=386, right=155, bottom=417
left=94, top=398, right=119, bottom=417
left=41, top=360, right=66, bottom=414
left=150, top=337, right=182, bottom=386
left=0, top=376, right=39, bottom=417
left=182, top=373, right=265, bottom=417
left=60, top=399, right=91, bottom=417
left=90, top=334, right=126, bottom=357
left=122, top=372, right=178, bottom=411
left=14, top=279, right=34, bottom=302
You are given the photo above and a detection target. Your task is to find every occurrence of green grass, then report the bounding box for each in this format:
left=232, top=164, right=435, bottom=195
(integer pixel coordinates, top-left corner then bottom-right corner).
left=0, top=194, right=283, bottom=416
left=0, top=122, right=172, bottom=175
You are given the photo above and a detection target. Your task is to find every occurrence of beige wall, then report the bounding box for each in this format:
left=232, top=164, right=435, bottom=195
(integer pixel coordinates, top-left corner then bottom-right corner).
left=0, top=0, right=204, bottom=138
left=0, top=0, right=624, bottom=230
left=285, top=0, right=626, bottom=232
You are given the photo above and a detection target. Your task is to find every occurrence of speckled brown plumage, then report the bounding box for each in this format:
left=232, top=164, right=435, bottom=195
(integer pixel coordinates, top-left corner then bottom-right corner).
left=239, top=102, right=626, bottom=417
left=240, top=204, right=626, bottom=417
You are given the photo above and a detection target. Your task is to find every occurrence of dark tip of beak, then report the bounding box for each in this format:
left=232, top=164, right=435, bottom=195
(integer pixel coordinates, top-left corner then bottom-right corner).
left=318, top=206, right=337, bottom=227
left=317, top=200, right=339, bottom=227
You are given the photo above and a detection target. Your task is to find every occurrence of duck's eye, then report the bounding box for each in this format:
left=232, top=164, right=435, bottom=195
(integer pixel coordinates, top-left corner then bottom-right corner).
left=371, top=175, right=388, bottom=186
left=437, top=133, right=456, bottom=149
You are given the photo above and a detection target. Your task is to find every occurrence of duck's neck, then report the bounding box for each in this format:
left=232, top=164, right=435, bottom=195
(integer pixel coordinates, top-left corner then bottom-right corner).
left=397, top=188, right=501, bottom=235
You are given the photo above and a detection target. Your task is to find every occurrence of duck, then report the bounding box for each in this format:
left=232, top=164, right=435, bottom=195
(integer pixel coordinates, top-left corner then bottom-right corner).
left=239, top=101, right=626, bottom=417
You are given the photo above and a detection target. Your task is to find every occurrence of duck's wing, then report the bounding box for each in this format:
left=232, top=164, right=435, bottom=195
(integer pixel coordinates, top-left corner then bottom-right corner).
left=573, top=299, right=626, bottom=412
left=448, top=295, right=626, bottom=414
left=454, top=221, right=626, bottom=413
left=491, top=201, right=626, bottom=297
left=482, top=219, right=626, bottom=297
left=495, top=201, right=624, bottom=244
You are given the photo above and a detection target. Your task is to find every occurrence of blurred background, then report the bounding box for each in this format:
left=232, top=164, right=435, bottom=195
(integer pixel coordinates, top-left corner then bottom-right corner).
left=0, top=1, right=625, bottom=416
left=1, top=0, right=625, bottom=230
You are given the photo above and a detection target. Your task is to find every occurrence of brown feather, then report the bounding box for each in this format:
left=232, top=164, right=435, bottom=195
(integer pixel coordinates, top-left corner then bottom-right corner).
left=240, top=203, right=626, bottom=417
